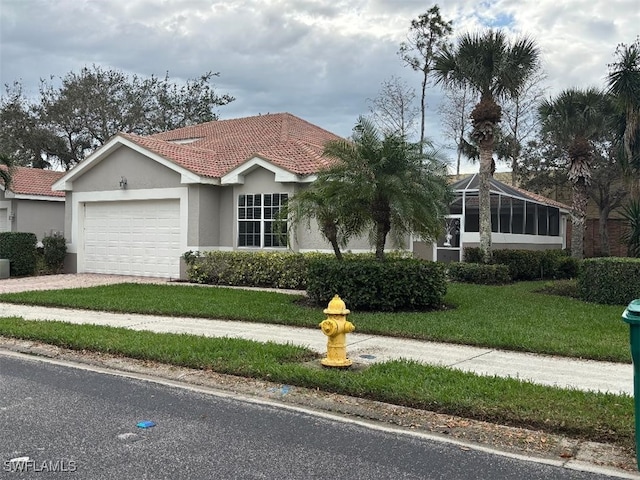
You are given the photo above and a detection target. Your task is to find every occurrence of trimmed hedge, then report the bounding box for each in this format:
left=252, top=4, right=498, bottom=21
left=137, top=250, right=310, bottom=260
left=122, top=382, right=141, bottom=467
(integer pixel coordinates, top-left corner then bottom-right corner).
left=0, top=232, right=38, bottom=276
left=447, top=262, right=511, bottom=285
left=306, top=257, right=447, bottom=311
left=183, top=251, right=311, bottom=290
left=578, top=257, right=640, bottom=305
left=464, top=247, right=579, bottom=281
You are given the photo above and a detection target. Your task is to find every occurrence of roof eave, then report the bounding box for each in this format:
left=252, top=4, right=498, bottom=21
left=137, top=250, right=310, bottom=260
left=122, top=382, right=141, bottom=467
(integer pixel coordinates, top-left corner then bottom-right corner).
left=52, top=134, right=219, bottom=190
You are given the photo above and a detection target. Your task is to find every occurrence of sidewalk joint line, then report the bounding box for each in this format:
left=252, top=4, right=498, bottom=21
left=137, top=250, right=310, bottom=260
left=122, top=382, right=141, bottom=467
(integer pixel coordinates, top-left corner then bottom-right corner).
left=347, top=336, right=379, bottom=346
left=447, top=350, right=495, bottom=367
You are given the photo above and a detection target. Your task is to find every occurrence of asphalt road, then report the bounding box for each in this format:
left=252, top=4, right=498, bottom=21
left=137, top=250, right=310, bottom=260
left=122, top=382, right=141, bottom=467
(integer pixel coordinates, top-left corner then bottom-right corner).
left=0, top=352, right=625, bottom=480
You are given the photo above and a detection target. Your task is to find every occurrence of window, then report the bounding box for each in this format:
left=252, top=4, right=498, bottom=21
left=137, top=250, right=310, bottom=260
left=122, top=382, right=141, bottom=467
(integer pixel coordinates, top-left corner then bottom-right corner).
left=549, top=208, right=560, bottom=236
left=511, top=199, right=524, bottom=234
left=491, top=194, right=499, bottom=232
left=238, top=193, right=288, bottom=248
left=464, top=195, right=479, bottom=232
left=537, top=205, right=548, bottom=236
left=525, top=202, right=536, bottom=235
left=499, top=196, right=511, bottom=233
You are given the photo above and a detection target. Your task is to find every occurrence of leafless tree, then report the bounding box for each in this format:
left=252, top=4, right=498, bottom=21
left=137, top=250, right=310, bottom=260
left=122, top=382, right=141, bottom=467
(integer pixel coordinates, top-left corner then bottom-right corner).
left=367, top=76, right=419, bottom=139
left=399, top=5, right=453, bottom=152
left=438, top=84, right=476, bottom=175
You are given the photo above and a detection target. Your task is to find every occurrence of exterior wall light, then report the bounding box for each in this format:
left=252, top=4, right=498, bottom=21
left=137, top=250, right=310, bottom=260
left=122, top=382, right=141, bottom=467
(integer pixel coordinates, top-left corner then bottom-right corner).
left=119, top=177, right=127, bottom=189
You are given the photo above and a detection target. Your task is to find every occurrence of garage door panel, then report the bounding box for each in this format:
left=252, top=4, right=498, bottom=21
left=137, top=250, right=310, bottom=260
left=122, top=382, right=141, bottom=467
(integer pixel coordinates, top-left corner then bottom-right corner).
left=83, top=200, right=180, bottom=278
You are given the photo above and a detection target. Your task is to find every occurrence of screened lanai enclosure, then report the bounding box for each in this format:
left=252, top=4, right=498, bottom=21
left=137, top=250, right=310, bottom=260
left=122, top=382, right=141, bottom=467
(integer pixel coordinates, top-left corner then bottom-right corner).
left=412, top=174, right=570, bottom=262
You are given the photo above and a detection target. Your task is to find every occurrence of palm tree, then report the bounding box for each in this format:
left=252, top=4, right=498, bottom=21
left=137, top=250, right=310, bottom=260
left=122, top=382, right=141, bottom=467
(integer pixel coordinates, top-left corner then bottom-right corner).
left=319, top=117, right=451, bottom=260
left=539, top=88, right=609, bottom=259
left=607, top=38, right=640, bottom=169
left=0, top=153, right=13, bottom=190
left=433, top=30, right=540, bottom=263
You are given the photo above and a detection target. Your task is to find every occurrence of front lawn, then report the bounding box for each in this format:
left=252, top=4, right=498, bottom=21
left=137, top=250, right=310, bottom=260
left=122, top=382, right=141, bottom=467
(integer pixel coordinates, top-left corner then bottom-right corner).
left=0, top=281, right=630, bottom=362
left=0, top=317, right=632, bottom=450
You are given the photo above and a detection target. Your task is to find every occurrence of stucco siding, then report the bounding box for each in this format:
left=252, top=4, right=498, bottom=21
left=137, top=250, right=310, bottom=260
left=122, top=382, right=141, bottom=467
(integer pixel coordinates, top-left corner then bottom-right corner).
left=218, top=187, right=234, bottom=248
left=72, top=145, right=182, bottom=192
left=14, top=199, right=64, bottom=240
left=188, top=184, right=221, bottom=247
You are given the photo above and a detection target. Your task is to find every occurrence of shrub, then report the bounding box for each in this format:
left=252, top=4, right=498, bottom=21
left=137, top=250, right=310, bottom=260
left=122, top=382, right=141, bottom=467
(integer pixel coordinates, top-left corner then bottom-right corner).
left=42, top=233, right=67, bottom=274
left=306, top=257, right=447, bottom=311
left=578, top=257, right=640, bottom=305
left=464, top=248, right=578, bottom=281
left=183, top=251, right=311, bottom=290
left=447, top=262, right=511, bottom=285
left=0, top=232, right=38, bottom=276
left=463, top=247, right=483, bottom=263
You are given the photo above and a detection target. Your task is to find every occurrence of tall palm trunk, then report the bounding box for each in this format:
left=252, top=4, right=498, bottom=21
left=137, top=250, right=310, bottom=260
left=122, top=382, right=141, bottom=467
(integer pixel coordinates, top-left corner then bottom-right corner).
left=571, top=179, right=588, bottom=259
left=478, top=140, right=494, bottom=263
left=471, top=96, right=500, bottom=264
left=568, top=138, right=592, bottom=259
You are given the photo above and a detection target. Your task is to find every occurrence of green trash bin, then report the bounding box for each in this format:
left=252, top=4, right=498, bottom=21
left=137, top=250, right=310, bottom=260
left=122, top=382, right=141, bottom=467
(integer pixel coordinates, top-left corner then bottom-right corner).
left=622, top=299, right=640, bottom=470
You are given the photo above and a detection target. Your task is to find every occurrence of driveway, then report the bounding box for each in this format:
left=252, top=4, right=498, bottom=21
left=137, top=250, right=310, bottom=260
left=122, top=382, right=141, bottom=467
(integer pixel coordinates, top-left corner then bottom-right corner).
left=0, top=274, right=168, bottom=294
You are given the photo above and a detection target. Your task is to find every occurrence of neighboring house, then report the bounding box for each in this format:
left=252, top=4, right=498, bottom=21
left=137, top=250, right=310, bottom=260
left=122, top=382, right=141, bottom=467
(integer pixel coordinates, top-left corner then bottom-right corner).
left=413, top=174, right=571, bottom=262
left=0, top=166, right=65, bottom=241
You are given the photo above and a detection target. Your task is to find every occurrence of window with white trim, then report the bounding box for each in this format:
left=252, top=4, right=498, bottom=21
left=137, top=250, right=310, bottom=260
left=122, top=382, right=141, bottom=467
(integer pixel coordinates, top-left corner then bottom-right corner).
left=238, top=193, right=288, bottom=248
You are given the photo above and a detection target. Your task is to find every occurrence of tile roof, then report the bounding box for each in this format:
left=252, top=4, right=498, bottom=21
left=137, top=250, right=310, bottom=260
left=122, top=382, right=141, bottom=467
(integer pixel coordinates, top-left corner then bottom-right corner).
left=123, top=112, right=343, bottom=178
left=1, top=166, right=65, bottom=198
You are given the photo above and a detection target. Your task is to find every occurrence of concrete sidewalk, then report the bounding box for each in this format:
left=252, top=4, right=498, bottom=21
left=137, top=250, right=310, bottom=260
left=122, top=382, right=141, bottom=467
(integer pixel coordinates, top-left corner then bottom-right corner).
left=0, top=302, right=632, bottom=396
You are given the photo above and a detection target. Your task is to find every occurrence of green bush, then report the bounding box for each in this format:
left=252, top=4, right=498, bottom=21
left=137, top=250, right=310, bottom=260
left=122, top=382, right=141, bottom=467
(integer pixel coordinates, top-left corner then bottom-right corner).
left=306, top=257, right=447, bottom=311
left=183, top=251, right=311, bottom=290
left=464, top=247, right=578, bottom=281
left=42, top=233, right=67, bottom=274
left=0, top=232, right=38, bottom=276
left=447, top=262, right=511, bottom=285
left=578, top=257, right=640, bottom=305
left=463, top=247, right=484, bottom=263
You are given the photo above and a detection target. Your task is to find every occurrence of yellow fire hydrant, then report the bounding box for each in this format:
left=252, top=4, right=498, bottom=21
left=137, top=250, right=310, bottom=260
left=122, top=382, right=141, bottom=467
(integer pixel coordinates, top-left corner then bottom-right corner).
left=319, top=295, right=355, bottom=368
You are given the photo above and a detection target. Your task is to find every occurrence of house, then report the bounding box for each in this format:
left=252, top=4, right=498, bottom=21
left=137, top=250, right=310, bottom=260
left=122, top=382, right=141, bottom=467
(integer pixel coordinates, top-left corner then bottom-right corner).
left=0, top=166, right=65, bottom=241
left=413, top=174, right=571, bottom=262
left=53, top=113, right=570, bottom=279
left=52, top=113, right=377, bottom=279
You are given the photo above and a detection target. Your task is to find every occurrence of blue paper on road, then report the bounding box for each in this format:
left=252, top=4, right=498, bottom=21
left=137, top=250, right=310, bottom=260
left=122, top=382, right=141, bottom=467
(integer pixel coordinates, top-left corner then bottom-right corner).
left=136, top=420, right=156, bottom=428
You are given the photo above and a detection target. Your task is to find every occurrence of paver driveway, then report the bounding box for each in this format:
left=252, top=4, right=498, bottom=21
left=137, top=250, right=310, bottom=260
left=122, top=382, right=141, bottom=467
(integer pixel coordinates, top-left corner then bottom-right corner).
left=0, top=273, right=168, bottom=294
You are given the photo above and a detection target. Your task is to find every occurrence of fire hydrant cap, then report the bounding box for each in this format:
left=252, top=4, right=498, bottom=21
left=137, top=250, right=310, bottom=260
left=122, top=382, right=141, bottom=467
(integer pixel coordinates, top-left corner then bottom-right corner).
left=623, top=299, right=640, bottom=325
left=324, top=295, right=350, bottom=315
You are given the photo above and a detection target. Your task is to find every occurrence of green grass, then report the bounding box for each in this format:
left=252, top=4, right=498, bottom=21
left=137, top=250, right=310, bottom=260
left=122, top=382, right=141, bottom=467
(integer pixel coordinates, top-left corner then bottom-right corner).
left=0, top=282, right=630, bottom=362
left=0, top=317, right=632, bottom=450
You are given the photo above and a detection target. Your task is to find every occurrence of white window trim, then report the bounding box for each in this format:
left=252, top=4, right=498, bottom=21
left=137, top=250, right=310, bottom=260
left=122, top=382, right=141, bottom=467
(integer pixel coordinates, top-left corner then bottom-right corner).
left=237, top=193, right=288, bottom=249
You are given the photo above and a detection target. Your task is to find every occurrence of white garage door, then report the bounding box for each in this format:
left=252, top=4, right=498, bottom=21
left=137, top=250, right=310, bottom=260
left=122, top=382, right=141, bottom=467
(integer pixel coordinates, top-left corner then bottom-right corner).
left=0, top=208, right=7, bottom=232
left=83, top=200, right=181, bottom=278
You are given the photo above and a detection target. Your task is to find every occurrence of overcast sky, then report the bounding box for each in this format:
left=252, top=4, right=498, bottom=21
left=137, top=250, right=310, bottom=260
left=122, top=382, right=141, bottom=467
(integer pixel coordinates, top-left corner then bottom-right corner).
left=1, top=0, right=638, bottom=172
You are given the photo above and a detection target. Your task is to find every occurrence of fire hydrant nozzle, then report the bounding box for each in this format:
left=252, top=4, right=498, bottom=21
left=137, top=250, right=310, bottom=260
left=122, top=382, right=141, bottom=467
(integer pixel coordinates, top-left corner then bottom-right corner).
left=319, top=295, right=355, bottom=368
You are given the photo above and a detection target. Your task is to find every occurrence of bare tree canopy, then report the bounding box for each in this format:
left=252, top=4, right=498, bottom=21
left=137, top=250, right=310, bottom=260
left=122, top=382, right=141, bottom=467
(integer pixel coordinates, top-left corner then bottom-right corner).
left=367, top=76, right=419, bottom=138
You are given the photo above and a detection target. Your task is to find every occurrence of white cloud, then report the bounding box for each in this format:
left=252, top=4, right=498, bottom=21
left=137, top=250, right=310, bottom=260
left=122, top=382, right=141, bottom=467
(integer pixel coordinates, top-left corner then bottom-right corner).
left=1, top=0, right=638, bottom=171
